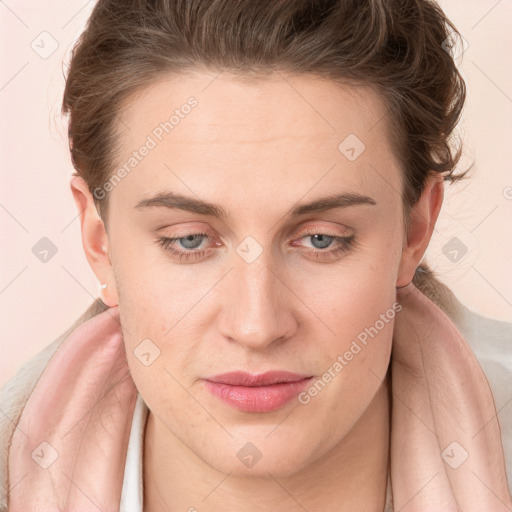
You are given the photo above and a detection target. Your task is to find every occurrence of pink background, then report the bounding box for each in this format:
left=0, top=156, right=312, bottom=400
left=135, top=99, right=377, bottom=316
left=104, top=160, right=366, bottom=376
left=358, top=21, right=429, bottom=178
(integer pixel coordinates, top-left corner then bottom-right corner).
left=1, top=0, right=511, bottom=389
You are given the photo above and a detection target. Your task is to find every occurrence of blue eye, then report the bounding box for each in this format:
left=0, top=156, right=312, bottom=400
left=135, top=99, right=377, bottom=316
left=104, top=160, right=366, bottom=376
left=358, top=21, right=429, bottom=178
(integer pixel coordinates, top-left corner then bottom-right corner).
left=311, top=234, right=332, bottom=249
left=294, top=233, right=355, bottom=260
left=157, top=233, right=209, bottom=261
left=173, top=234, right=205, bottom=250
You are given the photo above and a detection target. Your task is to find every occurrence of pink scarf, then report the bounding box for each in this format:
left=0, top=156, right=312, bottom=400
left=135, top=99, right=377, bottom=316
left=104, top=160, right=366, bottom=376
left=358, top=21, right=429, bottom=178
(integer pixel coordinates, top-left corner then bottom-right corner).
left=7, top=283, right=512, bottom=510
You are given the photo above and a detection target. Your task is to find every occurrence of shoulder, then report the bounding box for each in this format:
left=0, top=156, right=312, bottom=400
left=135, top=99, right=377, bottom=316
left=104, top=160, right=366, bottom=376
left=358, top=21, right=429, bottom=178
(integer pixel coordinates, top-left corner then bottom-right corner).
left=0, top=334, right=64, bottom=511
left=454, top=298, right=512, bottom=406
left=451, top=297, right=512, bottom=496
left=408, top=264, right=512, bottom=497
left=0, top=299, right=107, bottom=512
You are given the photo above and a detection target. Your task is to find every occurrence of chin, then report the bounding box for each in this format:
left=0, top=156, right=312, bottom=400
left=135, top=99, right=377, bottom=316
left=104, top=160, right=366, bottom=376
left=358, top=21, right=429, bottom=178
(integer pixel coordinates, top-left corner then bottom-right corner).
left=200, top=436, right=315, bottom=479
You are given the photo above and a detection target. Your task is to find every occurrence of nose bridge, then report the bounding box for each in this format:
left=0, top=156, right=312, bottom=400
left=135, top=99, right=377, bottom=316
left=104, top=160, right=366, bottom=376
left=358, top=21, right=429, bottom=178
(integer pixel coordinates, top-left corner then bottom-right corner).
left=219, top=246, right=294, bottom=349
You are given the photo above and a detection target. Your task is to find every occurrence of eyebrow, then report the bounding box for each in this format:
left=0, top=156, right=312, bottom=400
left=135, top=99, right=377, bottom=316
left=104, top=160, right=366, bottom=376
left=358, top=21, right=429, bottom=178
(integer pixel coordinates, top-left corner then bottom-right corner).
left=135, top=191, right=377, bottom=218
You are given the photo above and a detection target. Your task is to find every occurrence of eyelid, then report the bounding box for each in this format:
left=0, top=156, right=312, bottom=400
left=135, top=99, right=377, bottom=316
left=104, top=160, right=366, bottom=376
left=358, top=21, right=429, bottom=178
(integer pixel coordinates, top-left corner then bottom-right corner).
left=293, top=222, right=353, bottom=238
left=157, top=222, right=213, bottom=235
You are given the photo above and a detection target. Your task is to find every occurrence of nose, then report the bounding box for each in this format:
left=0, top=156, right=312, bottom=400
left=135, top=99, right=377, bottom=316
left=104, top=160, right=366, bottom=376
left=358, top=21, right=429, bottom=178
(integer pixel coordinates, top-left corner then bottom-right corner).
left=217, top=253, right=297, bottom=351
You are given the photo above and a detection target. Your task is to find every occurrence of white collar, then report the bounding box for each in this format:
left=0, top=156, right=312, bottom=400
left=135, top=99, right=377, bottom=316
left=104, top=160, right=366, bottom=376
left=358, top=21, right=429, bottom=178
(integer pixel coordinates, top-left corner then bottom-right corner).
left=120, top=393, right=149, bottom=512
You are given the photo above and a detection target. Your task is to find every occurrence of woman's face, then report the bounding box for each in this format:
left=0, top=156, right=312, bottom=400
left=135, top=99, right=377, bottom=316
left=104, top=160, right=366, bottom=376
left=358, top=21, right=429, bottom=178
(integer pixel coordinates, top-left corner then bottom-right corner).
left=105, top=71, right=406, bottom=476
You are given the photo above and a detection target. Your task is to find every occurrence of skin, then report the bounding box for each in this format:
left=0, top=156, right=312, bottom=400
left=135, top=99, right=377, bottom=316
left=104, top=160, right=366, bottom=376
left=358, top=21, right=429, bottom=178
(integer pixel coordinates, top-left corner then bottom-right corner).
left=71, top=71, right=444, bottom=511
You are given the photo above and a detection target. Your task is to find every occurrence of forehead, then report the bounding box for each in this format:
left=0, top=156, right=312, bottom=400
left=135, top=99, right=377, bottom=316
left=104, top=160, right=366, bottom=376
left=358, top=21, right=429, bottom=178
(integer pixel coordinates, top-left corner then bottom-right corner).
left=111, top=71, right=402, bottom=218
left=118, top=71, right=390, bottom=145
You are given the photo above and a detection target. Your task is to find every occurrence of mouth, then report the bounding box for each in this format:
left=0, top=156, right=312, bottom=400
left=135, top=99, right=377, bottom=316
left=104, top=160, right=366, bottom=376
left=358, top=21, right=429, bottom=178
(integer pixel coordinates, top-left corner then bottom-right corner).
left=203, top=371, right=314, bottom=413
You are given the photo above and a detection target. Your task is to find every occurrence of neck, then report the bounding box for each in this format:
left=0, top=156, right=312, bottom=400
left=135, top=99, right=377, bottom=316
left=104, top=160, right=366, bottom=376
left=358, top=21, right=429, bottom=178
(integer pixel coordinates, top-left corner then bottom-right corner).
left=144, top=378, right=390, bottom=512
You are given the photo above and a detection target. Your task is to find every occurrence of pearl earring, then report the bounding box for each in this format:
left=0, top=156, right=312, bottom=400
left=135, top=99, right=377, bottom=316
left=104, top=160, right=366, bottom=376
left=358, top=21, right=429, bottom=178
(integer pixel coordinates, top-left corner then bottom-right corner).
left=99, top=282, right=117, bottom=308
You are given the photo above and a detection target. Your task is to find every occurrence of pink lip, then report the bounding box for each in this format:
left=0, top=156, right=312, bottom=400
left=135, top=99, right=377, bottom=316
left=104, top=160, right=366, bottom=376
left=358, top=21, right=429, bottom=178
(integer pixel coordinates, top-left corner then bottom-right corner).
left=203, top=371, right=313, bottom=412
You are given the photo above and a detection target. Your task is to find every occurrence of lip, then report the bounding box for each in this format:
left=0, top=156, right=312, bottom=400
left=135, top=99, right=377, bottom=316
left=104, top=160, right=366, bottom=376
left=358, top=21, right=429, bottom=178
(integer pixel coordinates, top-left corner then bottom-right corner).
left=203, top=371, right=313, bottom=412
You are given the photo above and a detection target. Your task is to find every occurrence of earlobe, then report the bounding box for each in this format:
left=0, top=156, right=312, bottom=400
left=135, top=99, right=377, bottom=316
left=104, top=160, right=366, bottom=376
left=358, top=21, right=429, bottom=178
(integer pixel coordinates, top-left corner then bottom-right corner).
left=70, top=175, right=119, bottom=307
left=396, top=173, right=444, bottom=288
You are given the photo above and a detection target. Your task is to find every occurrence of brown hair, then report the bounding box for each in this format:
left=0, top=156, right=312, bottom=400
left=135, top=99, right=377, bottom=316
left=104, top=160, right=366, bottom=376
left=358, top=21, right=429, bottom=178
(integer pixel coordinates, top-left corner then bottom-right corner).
left=62, top=0, right=470, bottom=317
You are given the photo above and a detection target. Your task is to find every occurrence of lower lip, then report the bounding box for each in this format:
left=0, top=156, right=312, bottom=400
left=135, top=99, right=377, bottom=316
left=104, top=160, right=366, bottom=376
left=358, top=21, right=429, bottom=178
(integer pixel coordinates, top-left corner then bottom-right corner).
left=203, top=378, right=313, bottom=413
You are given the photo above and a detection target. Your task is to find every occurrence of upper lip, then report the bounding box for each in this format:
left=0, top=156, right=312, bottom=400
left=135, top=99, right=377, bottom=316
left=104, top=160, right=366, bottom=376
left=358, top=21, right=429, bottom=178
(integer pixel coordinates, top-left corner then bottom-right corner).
left=204, top=371, right=312, bottom=387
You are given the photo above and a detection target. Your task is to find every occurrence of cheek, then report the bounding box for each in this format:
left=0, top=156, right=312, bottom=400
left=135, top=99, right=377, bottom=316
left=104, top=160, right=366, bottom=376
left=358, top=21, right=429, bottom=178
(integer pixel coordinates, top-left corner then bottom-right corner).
left=294, top=245, right=399, bottom=337
left=111, top=222, right=208, bottom=309
left=297, top=254, right=396, bottom=399
left=302, top=286, right=394, bottom=441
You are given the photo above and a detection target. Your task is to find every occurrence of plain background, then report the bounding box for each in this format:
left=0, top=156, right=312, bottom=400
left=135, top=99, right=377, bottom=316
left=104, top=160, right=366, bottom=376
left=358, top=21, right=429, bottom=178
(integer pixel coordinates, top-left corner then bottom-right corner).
left=1, top=0, right=511, bottom=390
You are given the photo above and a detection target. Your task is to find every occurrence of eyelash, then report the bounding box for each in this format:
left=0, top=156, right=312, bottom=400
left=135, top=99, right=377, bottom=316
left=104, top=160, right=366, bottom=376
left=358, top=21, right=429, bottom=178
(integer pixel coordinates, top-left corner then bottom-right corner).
left=157, top=230, right=356, bottom=263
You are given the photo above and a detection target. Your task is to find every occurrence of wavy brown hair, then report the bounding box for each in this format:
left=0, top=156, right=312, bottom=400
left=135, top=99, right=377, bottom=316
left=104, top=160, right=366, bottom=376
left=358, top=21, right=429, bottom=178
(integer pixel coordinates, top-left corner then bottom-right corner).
left=62, top=0, right=470, bottom=318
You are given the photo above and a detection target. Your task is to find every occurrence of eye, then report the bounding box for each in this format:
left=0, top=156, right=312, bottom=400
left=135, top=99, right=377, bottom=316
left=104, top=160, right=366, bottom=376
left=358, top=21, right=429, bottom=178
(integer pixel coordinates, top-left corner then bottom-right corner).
left=157, top=228, right=355, bottom=263
left=291, top=232, right=355, bottom=261
left=157, top=232, right=214, bottom=262
left=170, top=233, right=205, bottom=250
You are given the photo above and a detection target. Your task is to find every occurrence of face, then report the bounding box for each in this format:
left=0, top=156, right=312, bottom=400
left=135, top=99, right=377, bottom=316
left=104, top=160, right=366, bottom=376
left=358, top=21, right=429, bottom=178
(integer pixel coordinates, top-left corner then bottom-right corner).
left=103, top=71, right=406, bottom=477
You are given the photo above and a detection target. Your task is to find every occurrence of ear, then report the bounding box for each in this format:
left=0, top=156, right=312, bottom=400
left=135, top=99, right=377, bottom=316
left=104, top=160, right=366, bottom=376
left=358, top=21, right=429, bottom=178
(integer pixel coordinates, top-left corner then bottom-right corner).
left=70, top=175, right=119, bottom=307
left=396, top=172, right=444, bottom=287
